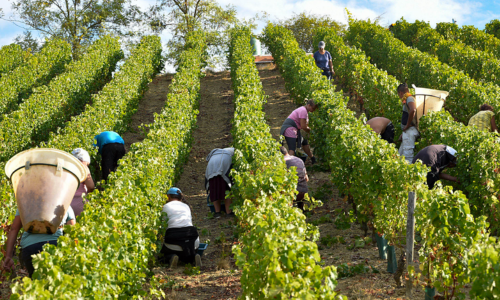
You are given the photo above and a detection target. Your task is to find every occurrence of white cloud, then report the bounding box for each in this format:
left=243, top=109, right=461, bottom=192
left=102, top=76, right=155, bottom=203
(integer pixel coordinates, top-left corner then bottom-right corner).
left=368, top=0, right=483, bottom=27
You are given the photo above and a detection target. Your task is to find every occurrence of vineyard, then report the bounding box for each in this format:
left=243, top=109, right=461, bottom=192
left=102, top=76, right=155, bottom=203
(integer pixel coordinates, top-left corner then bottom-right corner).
left=0, top=10, right=500, bottom=300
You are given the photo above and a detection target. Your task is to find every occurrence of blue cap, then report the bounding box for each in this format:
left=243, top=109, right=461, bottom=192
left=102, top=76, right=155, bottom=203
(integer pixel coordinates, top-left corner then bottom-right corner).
left=167, top=187, right=182, bottom=195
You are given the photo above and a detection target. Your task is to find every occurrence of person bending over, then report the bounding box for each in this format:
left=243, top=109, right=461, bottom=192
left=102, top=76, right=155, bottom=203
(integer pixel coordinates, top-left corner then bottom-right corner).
left=205, top=147, right=234, bottom=218
left=280, top=146, right=309, bottom=212
left=159, top=187, right=201, bottom=268
left=94, top=131, right=126, bottom=182
left=70, top=148, right=95, bottom=217
left=2, top=207, right=76, bottom=277
left=280, top=99, right=318, bottom=164
left=366, top=117, right=395, bottom=144
left=412, top=145, right=459, bottom=190
left=469, top=103, right=498, bottom=133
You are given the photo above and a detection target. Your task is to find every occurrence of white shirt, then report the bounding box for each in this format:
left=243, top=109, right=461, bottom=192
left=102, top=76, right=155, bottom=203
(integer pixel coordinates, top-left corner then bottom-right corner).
left=162, top=201, right=199, bottom=251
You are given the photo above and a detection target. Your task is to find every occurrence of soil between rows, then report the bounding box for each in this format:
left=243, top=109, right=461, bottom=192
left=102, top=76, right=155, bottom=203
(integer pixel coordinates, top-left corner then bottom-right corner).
left=258, top=66, right=427, bottom=300
left=152, top=71, right=241, bottom=300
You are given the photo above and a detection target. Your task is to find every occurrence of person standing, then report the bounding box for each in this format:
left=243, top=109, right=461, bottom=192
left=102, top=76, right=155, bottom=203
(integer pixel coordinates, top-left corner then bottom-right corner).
left=70, top=148, right=95, bottom=217
left=313, top=41, right=334, bottom=80
left=93, top=131, right=126, bottom=181
left=1, top=207, right=76, bottom=277
left=280, top=146, right=309, bottom=212
left=468, top=103, right=498, bottom=133
left=159, top=187, right=201, bottom=268
left=397, top=83, right=419, bottom=162
left=280, top=99, right=318, bottom=164
left=366, top=117, right=395, bottom=144
left=205, top=147, right=234, bottom=218
left=412, top=145, right=459, bottom=189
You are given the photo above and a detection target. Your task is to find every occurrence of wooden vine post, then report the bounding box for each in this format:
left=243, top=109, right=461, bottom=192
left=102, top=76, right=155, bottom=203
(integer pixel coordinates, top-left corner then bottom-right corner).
left=406, top=191, right=416, bottom=297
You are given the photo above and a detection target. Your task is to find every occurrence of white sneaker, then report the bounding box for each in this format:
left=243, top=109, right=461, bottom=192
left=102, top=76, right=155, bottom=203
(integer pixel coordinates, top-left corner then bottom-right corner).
left=169, top=255, right=179, bottom=268
left=195, top=254, right=202, bottom=268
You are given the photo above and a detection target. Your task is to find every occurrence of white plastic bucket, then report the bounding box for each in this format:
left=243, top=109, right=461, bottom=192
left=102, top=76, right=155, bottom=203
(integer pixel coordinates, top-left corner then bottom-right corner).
left=413, top=85, right=449, bottom=124
left=5, top=148, right=88, bottom=233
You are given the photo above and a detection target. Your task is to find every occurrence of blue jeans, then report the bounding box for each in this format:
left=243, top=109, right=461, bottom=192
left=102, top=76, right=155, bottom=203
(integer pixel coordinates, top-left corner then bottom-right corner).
left=322, top=69, right=332, bottom=80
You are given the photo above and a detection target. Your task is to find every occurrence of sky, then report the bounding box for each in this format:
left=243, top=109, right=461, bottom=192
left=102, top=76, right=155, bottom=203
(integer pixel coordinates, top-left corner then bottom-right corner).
left=1, top=0, right=500, bottom=50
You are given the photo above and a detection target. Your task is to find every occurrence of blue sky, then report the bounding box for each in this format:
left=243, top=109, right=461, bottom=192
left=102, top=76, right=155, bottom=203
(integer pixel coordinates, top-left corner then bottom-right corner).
left=1, top=0, right=500, bottom=47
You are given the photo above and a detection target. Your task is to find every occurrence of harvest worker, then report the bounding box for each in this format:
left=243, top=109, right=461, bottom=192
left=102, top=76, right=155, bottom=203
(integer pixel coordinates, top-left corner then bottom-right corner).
left=412, top=145, right=459, bottom=190
left=93, top=131, right=126, bottom=181
left=280, top=99, right=318, bottom=164
left=70, top=148, right=95, bottom=217
left=159, top=187, right=201, bottom=268
left=313, top=41, right=334, bottom=80
left=366, top=117, right=395, bottom=143
left=1, top=207, right=76, bottom=277
left=280, top=146, right=309, bottom=212
left=397, top=83, right=419, bottom=162
left=468, top=103, right=498, bottom=133
left=205, top=147, right=234, bottom=218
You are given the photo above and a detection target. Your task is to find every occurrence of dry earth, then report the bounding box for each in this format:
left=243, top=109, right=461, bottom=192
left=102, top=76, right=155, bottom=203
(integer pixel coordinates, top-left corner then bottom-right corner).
left=152, top=71, right=242, bottom=300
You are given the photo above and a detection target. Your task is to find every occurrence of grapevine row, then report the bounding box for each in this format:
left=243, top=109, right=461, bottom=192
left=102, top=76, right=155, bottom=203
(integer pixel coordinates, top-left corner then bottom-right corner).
left=0, top=44, right=28, bottom=76
left=0, top=36, right=162, bottom=265
left=263, top=23, right=491, bottom=298
left=12, top=32, right=205, bottom=298
left=392, top=19, right=500, bottom=87
left=0, top=35, right=123, bottom=163
left=435, top=22, right=500, bottom=59
left=0, top=39, right=71, bottom=117
left=346, top=18, right=500, bottom=124
left=229, top=27, right=344, bottom=299
left=314, top=26, right=500, bottom=231
left=263, top=23, right=426, bottom=243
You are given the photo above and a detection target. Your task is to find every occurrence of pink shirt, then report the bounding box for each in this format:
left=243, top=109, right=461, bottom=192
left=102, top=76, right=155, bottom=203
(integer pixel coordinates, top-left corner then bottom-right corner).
left=284, top=106, right=309, bottom=138
left=71, top=183, right=88, bottom=217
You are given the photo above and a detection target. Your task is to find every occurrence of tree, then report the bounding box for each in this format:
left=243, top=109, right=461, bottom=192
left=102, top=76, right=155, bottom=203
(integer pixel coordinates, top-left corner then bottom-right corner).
left=485, top=19, right=500, bottom=39
left=14, top=31, right=42, bottom=53
left=148, top=0, right=254, bottom=68
left=3, top=0, right=142, bottom=59
left=279, top=12, right=345, bottom=53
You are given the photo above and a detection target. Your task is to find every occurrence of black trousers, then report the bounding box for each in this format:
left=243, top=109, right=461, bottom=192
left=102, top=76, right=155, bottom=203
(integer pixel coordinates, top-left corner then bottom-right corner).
left=101, top=143, right=126, bottom=181
left=20, top=240, right=57, bottom=278
left=321, top=69, right=332, bottom=80
left=159, top=244, right=196, bottom=265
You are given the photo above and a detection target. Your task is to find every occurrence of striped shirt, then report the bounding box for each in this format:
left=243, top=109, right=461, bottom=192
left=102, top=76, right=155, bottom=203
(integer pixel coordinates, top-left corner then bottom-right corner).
left=469, top=110, right=495, bottom=132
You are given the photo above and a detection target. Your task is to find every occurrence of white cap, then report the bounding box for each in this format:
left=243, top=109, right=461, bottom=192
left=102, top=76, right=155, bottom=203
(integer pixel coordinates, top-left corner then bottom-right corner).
left=72, top=148, right=90, bottom=163
left=446, top=146, right=458, bottom=161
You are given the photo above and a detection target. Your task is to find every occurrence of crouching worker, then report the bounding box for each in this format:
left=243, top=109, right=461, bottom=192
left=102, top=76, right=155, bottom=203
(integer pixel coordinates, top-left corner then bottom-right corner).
left=159, top=187, right=201, bottom=268
left=366, top=117, right=395, bottom=143
left=412, top=145, right=459, bottom=190
left=280, top=146, right=309, bottom=211
left=1, top=207, right=76, bottom=277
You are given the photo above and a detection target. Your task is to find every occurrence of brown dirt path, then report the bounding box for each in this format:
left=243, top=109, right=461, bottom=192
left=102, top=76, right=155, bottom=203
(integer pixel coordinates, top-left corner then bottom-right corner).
left=259, top=66, right=428, bottom=300
left=122, top=74, right=173, bottom=150
left=152, top=71, right=242, bottom=300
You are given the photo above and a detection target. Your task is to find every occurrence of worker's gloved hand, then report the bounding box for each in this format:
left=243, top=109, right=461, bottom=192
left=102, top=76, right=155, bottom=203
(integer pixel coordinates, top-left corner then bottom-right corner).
left=2, top=257, right=14, bottom=271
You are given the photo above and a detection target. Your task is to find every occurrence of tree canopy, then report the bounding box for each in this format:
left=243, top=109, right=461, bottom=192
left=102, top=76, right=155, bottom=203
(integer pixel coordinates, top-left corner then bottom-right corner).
left=148, top=0, right=256, bottom=68
left=3, top=0, right=142, bottom=58
left=279, top=12, right=345, bottom=53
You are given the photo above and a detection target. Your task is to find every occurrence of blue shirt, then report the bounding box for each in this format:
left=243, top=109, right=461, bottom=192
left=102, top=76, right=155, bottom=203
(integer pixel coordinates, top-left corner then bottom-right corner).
left=94, top=131, right=124, bottom=153
left=313, top=50, right=332, bottom=70
left=16, top=207, right=75, bottom=249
